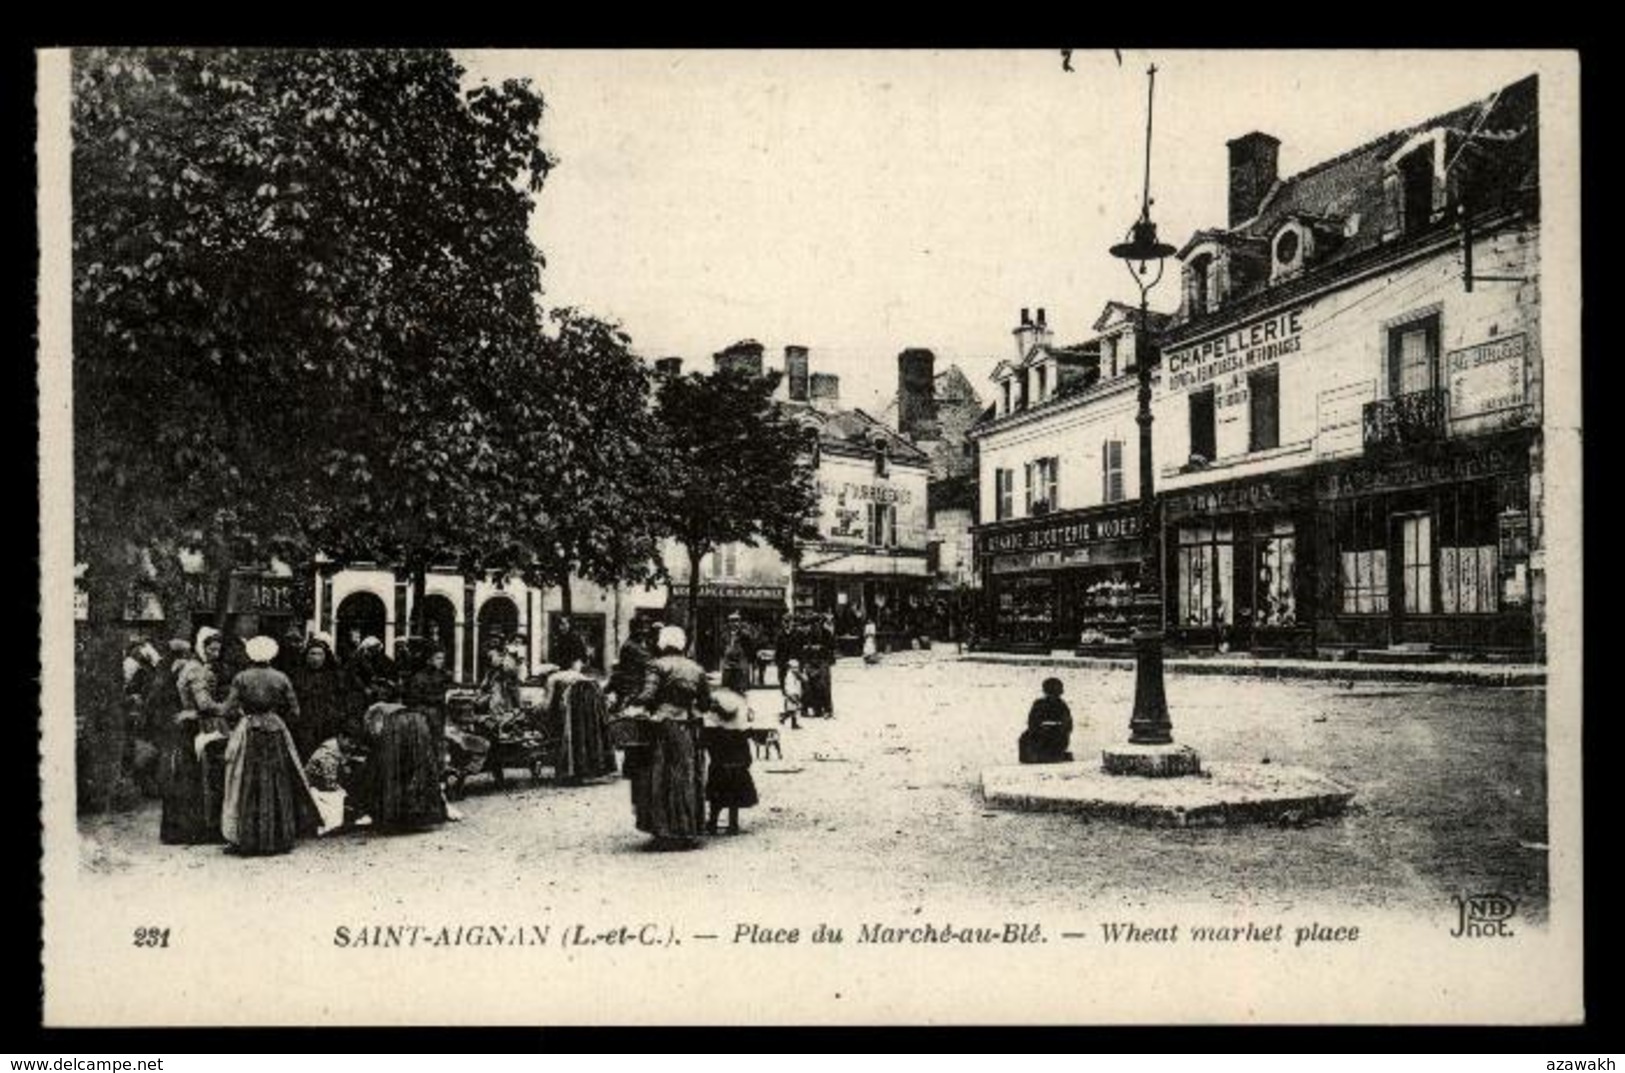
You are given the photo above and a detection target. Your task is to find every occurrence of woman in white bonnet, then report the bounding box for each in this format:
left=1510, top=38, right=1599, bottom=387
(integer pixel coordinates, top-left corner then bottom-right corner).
left=218, top=634, right=321, bottom=855
left=625, top=625, right=710, bottom=849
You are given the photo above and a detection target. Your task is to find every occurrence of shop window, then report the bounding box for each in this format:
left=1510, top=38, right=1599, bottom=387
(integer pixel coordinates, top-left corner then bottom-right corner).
left=1189, top=388, right=1217, bottom=464
left=1248, top=367, right=1280, bottom=452
left=1439, top=482, right=1500, bottom=614
left=1102, top=440, right=1125, bottom=503
left=1252, top=519, right=1297, bottom=627
left=1337, top=500, right=1389, bottom=615
left=1398, top=512, right=1434, bottom=615
left=1177, top=525, right=1234, bottom=628
left=867, top=503, right=897, bottom=548
left=1388, top=314, right=1440, bottom=398
left=995, top=468, right=1013, bottom=521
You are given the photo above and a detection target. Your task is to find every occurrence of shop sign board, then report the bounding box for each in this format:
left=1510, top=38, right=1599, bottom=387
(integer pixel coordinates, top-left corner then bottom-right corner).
left=1448, top=334, right=1527, bottom=420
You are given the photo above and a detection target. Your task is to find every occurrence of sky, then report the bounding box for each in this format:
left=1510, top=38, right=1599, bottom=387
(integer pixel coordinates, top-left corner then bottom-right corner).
left=457, top=49, right=1553, bottom=415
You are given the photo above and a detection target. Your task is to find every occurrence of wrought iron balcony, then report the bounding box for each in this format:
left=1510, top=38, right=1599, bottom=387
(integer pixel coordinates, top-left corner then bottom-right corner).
left=1363, top=387, right=1448, bottom=450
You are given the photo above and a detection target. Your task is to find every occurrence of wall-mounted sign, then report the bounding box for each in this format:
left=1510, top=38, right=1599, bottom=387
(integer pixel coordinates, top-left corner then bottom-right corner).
left=980, top=509, right=1140, bottom=555
left=1448, top=334, right=1527, bottom=420
left=1163, top=476, right=1310, bottom=520
left=1318, top=442, right=1525, bottom=499
left=817, top=479, right=915, bottom=505
left=1166, top=307, right=1306, bottom=393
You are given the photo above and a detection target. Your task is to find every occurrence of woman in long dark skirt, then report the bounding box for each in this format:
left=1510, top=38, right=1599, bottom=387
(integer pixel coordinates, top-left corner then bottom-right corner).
left=220, top=636, right=322, bottom=856
left=288, top=634, right=345, bottom=764
left=627, top=625, right=708, bottom=850
left=163, top=628, right=230, bottom=844
left=359, top=682, right=447, bottom=831
left=152, top=639, right=199, bottom=843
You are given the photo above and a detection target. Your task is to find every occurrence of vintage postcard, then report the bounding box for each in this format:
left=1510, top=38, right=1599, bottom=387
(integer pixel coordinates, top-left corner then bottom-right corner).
left=37, top=48, right=1583, bottom=1026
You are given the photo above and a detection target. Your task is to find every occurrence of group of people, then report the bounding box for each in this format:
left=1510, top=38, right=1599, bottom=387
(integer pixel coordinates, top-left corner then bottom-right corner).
left=124, top=626, right=467, bottom=856
left=607, top=620, right=766, bottom=849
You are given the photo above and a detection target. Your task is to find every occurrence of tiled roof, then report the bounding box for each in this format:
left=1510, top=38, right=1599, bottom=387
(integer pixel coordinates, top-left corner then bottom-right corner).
left=784, top=402, right=932, bottom=464
left=1172, top=73, right=1538, bottom=337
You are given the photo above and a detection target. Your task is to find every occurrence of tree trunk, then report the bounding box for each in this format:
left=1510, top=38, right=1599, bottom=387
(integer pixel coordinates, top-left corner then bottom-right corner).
left=558, top=569, right=573, bottom=616
left=77, top=544, right=133, bottom=815
left=686, top=546, right=703, bottom=659
left=410, top=563, right=428, bottom=637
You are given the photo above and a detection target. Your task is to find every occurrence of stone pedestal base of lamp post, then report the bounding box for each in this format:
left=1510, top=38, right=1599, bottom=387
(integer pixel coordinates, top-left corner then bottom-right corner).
left=1101, top=742, right=1203, bottom=778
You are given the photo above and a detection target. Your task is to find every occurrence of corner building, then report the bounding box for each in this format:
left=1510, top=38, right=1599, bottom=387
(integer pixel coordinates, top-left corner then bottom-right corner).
left=1155, top=74, right=1544, bottom=658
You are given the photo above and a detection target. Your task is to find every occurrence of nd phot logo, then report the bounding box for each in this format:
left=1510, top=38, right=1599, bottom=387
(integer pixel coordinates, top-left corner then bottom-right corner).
left=1449, top=892, right=1517, bottom=938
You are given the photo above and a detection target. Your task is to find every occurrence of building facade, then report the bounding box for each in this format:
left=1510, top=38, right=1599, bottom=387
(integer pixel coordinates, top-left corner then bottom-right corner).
left=969, top=303, right=1169, bottom=651
left=1155, top=73, right=1542, bottom=659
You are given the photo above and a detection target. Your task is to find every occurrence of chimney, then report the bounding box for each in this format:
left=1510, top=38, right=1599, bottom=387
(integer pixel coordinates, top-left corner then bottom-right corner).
left=785, top=345, right=810, bottom=402
left=1013, top=306, right=1054, bottom=359
left=809, top=372, right=841, bottom=413
left=897, top=348, right=938, bottom=440
left=654, top=356, right=683, bottom=378
left=714, top=339, right=765, bottom=377
left=1227, top=131, right=1281, bottom=228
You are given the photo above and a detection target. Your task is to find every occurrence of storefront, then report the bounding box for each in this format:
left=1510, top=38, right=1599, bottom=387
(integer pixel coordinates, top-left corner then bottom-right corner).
left=1162, top=470, right=1317, bottom=655
left=669, top=581, right=790, bottom=671
left=793, top=565, right=933, bottom=654
left=975, top=504, right=1143, bottom=652
left=1314, top=431, right=1536, bottom=656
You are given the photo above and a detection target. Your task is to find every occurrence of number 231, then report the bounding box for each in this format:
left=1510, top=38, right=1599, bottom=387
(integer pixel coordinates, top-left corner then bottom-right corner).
left=133, top=927, right=170, bottom=948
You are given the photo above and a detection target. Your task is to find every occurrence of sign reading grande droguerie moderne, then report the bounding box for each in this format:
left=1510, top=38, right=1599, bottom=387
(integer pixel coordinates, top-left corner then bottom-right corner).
left=980, top=509, right=1141, bottom=555
left=1165, top=307, right=1307, bottom=393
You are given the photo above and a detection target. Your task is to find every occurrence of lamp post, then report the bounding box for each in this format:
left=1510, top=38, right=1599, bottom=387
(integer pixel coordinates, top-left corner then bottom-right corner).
left=1105, top=63, right=1188, bottom=769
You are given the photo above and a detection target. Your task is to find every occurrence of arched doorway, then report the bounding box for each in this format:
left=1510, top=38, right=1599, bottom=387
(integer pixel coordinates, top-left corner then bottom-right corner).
left=475, top=595, right=520, bottom=681
left=418, top=594, right=458, bottom=664
left=335, top=591, right=388, bottom=663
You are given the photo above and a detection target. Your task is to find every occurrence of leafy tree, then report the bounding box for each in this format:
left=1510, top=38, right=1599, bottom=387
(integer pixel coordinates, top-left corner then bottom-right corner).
left=650, top=367, right=821, bottom=647
left=70, top=47, right=555, bottom=809
left=485, top=309, right=670, bottom=620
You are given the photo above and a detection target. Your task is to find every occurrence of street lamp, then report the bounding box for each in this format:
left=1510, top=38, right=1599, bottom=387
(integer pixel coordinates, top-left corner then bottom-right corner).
left=1104, top=63, right=1195, bottom=775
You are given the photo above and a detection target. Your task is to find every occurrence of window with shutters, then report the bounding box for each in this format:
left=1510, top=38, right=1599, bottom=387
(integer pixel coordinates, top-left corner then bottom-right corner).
left=867, top=503, right=898, bottom=548
left=1102, top=440, right=1125, bottom=503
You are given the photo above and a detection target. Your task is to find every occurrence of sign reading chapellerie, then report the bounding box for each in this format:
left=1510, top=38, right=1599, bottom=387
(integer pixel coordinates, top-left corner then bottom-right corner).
left=1166, top=307, right=1306, bottom=392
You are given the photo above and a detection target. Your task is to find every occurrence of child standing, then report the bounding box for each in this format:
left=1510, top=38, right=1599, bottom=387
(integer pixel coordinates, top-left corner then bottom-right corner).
left=701, top=688, right=759, bottom=835
left=779, top=658, right=805, bottom=730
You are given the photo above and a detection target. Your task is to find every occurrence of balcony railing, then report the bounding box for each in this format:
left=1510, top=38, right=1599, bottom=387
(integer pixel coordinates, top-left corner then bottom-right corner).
left=1363, top=387, right=1448, bottom=450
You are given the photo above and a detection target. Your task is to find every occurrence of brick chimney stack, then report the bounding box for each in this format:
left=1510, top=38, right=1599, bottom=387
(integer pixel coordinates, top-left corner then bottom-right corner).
left=785, top=345, right=810, bottom=402
left=897, top=348, right=938, bottom=440
left=1227, top=132, right=1281, bottom=227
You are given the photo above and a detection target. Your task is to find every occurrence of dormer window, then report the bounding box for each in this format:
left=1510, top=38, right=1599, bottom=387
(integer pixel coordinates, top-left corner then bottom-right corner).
left=1188, top=253, right=1213, bottom=316
left=1103, top=336, right=1119, bottom=377
left=1384, top=131, right=1446, bottom=239
left=1034, top=364, right=1048, bottom=402
left=1270, top=221, right=1311, bottom=282
left=1400, top=149, right=1434, bottom=233
left=1001, top=380, right=1012, bottom=415
left=874, top=437, right=890, bottom=477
